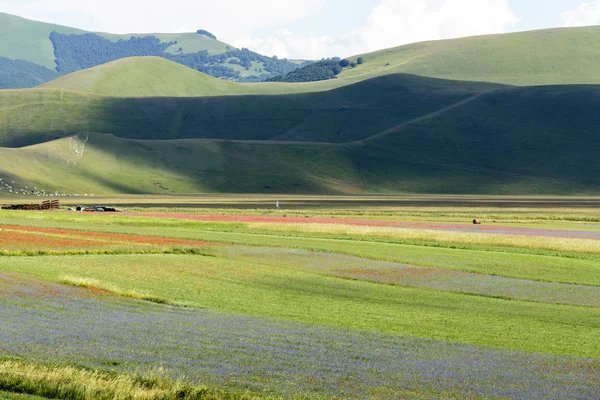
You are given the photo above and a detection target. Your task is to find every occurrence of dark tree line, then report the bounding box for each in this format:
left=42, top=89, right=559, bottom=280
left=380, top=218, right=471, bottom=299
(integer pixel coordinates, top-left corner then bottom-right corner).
left=50, top=32, right=176, bottom=74
left=196, top=30, right=217, bottom=40
left=0, top=56, right=58, bottom=89
left=49, top=32, right=306, bottom=81
left=267, top=59, right=351, bottom=82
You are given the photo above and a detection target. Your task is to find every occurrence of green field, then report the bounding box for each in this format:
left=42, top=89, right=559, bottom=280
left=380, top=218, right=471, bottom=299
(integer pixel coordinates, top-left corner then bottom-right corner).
left=0, top=197, right=599, bottom=399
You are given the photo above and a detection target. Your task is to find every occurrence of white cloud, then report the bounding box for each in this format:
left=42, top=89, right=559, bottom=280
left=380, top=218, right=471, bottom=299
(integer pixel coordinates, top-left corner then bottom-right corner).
left=0, top=0, right=519, bottom=59
left=0, top=0, right=324, bottom=41
left=562, top=1, right=600, bottom=27
left=239, top=0, right=519, bottom=59
left=235, top=32, right=342, bottom=60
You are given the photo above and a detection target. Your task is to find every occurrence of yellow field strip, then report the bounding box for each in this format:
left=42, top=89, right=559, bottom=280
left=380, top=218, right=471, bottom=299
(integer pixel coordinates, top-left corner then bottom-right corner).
left=248, top=222, right=600, bottom=254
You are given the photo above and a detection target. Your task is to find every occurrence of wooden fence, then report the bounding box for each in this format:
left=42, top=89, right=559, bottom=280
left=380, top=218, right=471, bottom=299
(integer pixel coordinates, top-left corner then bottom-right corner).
left=2, top=200, right=60, bottom=211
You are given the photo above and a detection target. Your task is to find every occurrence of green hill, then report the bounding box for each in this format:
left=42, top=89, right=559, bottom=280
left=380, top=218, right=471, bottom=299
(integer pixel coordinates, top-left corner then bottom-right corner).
left=0, top=120, right=595, bottom=196
left=4, top=11, right=600, bottom=91
left=1, top=78, right=599, bottom=195
left=340, top=26, right=600, bottom=86
left=3, top=74, right=502, bottom=146
left=41, top=26, right=600, bottom=98
left=39, top=57, right=243, bottom=97
left=0, top=12, right=85, bottom=69
left=39, top=56, right=344, bottom=96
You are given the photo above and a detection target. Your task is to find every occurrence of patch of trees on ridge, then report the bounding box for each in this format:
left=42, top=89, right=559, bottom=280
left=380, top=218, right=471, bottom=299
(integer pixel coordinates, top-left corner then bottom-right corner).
left=196, top=30, right=217, bottom=40
left=51, top=32, right=175, bottom=75
left=49, top=32, right=305, bottom=81
left=267, top=57, right=363, bottom=83
left=0, top=56, right=59, bottom=89
left=169, top=47, right=310, bottom=80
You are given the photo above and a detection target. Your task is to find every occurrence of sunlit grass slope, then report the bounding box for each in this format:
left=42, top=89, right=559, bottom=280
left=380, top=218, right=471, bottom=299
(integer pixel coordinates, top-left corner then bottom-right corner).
left=0, top=12, right=85, bottom=69
left=39, top=57, right=243, bottom=97
left=0, top=131, right=597, bottom=195
left=0, top=133, right=361, bottom=194
left=43, top=56, right=502, bottom=97
left=343, top=26, right=600, bottom=86
left=40, top=25, right=600, bottom=96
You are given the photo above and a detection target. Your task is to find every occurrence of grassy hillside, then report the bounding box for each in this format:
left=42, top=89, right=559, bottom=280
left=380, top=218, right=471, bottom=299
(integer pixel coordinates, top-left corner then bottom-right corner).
left=41, top=26, right=600, bottom=98
left=0, top=129, right=595, bottom=196
left=3, top=75, right=600, bottom=195
left=39, top=57, right=338, bottom=96
left=1, top=83, right=600, bottom=195
left=0, top=12, right=229, bottom=69
left=39, top=57, right=243, bottom=97
left=6, top=74, right=501, bottom=146
left=342, top=26, right=600, bottom=86
left=0, top=12, right=85, bottom=69
left=364, top=85, right=600, bottom=185
left=4, top=12, right=600, bottom=91
left=0, top=12, right=302, bottom=87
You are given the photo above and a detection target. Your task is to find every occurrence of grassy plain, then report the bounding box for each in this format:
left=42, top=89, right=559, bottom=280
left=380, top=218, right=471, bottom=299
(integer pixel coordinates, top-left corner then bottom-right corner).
left=0, top=197, right=599, bottom=398
left=0, top=361, right=264, bottom=400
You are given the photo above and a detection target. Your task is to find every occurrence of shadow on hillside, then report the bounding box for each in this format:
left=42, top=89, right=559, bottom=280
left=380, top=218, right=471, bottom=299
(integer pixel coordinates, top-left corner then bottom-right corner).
left=0, top=74, right=503, bottom=148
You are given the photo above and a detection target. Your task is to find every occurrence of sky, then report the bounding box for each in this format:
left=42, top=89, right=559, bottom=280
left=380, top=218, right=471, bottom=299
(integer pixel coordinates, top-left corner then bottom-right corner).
left=0, top=0, right=598, bottom=59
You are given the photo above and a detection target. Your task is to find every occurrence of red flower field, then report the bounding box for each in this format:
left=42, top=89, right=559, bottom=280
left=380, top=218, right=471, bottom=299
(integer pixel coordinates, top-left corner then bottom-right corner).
left=0, top=225, right=224, bottom=251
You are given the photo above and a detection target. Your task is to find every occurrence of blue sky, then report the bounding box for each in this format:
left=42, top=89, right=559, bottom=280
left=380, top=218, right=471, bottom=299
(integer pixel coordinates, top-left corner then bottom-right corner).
left=511, top=0, right=583, bottom=30
left=270, top=0, right=583, bottom=36
left=0, top=0, right=598, bottom=58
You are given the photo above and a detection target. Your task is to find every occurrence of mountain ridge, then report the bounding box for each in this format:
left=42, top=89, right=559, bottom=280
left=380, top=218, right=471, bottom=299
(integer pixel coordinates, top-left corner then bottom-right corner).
left=37, top=24, right=600, bottom=98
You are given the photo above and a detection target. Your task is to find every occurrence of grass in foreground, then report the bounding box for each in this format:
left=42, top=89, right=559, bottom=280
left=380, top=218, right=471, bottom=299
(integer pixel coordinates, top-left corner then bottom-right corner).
left=0, top=391, right=47, bottom=399
left=60, top=276, right=172, bottom=305
left=7, top=273, right=596, bottom=399
left=0, top=360, right=265, bottom=400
